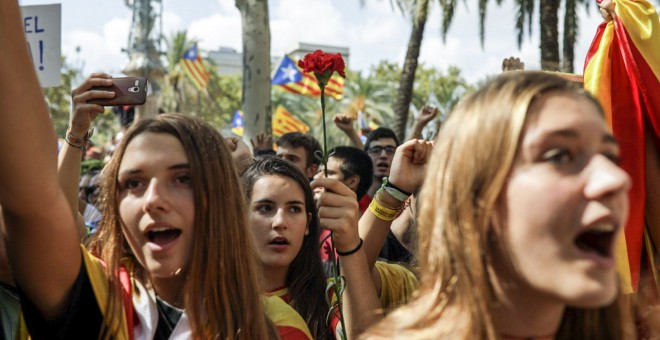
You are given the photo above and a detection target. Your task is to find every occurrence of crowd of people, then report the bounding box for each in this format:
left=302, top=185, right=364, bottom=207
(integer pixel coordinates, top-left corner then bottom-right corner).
left=1, top=0, right=660, bottom=339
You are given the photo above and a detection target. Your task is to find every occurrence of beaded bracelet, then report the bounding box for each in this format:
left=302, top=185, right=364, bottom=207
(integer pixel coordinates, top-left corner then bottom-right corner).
left=65, top=128, right=94, bottom=152
left=337, top=238, right=363, bottom=257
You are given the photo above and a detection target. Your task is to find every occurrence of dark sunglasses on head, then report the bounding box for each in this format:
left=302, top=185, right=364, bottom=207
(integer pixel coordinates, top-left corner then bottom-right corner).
left=367, top=145, right=396, bottom=155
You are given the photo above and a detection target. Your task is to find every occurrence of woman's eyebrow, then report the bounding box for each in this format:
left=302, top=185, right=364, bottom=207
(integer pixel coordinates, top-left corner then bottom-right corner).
left=118, top=163, right=190, bottom=177
left=169, top=163, right=190, bottom=170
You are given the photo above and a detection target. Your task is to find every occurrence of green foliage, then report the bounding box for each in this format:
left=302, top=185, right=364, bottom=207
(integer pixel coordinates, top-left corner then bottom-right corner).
left=370, top=61, right=473, bottom=123
left=43, top=57, right=76, bottom=137
left=271, top=60, right=473, bottom=148
left=81, top=159, right=105, bottom=173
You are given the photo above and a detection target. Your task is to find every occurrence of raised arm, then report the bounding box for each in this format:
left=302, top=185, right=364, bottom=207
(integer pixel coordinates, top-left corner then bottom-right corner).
left=311, top=177, right=383, bottom=339
left=0, top=1, right=82, bottom=319
left=250, top=132, right=275, bottom=157
left=226, top=136, right=255, bottom=175
left=358, top=139, right=433, bottom=270
left=406, top=106, right=438, bottom=141
left=58, top=73, right=114, bottom=238
left=333, top=113, right=364, bottom=149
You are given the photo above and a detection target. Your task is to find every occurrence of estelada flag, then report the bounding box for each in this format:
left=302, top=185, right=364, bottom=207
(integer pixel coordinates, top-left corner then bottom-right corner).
left=182, top=45, right=210, bottom=90
left=272, top=106, right=309, bottom=137
left=583, top=0, right=660, bottom=294
left=272, top=55, right=344, bottom=100
left=231, top=110, right=244, bottom=137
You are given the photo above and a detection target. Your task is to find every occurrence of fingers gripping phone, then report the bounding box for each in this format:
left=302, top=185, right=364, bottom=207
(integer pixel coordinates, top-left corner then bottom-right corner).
left=88, top=77, right=148, bottom=106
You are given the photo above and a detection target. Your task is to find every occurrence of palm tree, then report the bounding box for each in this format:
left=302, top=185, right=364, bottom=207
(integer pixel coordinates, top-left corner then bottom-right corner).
left=390, top=0, right=430, bottom=142
left=388, top=0, right=490, bottom=141
left=562, top=0, right=590, bottom=73
left=161, top=31, right=196, bottom=114
left=342, top=70, right=395, bottom=129
left=160, top=31, right=239, bottom=128
left=236, top=0, right=271, bottom=144
left=514, top=0, right=590, bottom=72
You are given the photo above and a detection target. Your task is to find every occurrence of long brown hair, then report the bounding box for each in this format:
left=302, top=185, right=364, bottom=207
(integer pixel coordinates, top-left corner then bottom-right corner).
left=242, top=157, right=331, bottom=339
left=363, top=72, right=634, bottom=339
left=89, top=114, right=274, bottom=339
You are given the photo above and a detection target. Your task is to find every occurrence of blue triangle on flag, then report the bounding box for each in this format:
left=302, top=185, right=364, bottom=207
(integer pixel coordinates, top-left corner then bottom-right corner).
left=232, top=110, right=243, bottom=128
left=272, top=55, right=303, bottom=85
left=183, top=45, right=198, bottom=60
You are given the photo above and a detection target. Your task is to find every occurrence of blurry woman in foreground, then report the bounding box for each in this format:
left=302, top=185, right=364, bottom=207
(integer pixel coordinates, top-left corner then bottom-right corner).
left=364, top=72, right=635, bottom=339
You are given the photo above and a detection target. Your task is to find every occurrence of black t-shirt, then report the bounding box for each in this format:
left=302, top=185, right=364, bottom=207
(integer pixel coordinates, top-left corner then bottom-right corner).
left=19, top=252, right=182, bottom=339
left=18, top=261, right=103, bottom=339
left=378, top=230, right=413, bottom=264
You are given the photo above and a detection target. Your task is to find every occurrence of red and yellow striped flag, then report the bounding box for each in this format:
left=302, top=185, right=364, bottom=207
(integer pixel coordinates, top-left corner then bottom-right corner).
left=272, top=55, right=344, bottom=100
left=272, top=106, right=310, bottom=137
left=182, top=45, right=210, bottom=91
left=583, top=0, right=660, bottom=294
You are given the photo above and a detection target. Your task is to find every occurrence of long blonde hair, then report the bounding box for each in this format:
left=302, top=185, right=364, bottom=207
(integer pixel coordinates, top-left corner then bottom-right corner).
left=89, top=114, right=274, bottom=339
left=364, top=72, right=632, bottom=339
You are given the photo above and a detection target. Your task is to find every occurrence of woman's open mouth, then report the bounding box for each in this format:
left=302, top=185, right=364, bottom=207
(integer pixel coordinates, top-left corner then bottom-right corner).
left=146, top=227, right=182, bottom=248
left=268, top=236, right=289, bottom=251
left=574, top=223, right=617, bottom=261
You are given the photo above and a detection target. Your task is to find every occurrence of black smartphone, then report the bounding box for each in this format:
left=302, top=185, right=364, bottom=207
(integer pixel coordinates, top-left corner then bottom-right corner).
left=88, top=77, right=148, bottom=106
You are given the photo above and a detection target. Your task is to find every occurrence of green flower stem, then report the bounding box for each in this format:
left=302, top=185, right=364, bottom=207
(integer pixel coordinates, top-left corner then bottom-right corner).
left=320, top=83, right=328, bottom=177
left=319, top=80, right=347, bottom=340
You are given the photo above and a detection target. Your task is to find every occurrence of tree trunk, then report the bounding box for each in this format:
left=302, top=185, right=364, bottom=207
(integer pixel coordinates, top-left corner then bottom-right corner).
left=562, top=0, right=577, bottom=73
left=539, top=0, right=560, bottom=71
left=392, top=14, right=427, bottom=143
left=236, top=0, right=271, bottom=143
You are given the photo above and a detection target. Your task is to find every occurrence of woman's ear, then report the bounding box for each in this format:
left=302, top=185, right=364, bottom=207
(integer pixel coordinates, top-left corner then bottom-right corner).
left=305, top=212, right=311, bottom=236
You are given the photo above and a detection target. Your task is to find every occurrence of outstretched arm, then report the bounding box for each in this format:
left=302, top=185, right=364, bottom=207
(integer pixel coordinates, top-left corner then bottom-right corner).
left=58, top=73, right=114, bottom=238
left=0, top=1, right=82, bottom=320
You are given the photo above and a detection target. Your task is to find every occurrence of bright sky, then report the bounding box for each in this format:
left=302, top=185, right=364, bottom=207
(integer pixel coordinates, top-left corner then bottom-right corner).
left=18, top=0, right=619, bottom=84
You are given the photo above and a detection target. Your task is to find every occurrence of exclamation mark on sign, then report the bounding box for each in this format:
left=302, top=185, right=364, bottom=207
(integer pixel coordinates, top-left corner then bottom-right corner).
left=38, top=40, right=44, bottom=71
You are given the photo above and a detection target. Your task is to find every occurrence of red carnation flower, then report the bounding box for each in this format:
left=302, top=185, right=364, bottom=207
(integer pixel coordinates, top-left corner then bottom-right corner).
left=298, top=50, right=346, bottom=84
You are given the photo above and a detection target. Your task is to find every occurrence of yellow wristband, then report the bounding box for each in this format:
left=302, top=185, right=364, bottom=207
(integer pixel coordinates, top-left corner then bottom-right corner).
left=369, top=198, right=398, bottom=221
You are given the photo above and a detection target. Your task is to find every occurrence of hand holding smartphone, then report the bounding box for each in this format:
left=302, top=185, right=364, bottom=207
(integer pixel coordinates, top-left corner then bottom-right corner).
left=87, top=77, right=148, bottom=106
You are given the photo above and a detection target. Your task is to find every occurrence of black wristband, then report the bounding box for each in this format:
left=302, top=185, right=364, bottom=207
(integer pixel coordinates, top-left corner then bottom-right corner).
left=337, top=238, right=364, bottom=257
left=383, top=177, right=412, bottom=197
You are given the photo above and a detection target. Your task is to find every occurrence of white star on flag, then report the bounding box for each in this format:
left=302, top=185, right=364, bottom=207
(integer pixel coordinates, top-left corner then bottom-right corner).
left=282, top=64, right=298, bottom=82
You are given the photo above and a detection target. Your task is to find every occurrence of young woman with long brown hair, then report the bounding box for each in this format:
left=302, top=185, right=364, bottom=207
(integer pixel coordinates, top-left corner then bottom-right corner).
left=0, top=3, right=307, bottom=338
left=242, top=157, right=383, bottom=339
left=363, top=71, right=636, bottom=339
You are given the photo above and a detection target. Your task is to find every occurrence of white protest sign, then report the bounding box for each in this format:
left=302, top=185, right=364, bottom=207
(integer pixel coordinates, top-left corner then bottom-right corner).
left=20, top=4, right=61, bottom=88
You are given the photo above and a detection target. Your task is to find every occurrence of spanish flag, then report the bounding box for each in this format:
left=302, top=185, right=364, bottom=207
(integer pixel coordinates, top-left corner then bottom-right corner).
left=272, top=106, right=310, bottom=137
left=583, top=0, right=660, bottom=293
left=272, top=55, right=344, bottom=100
